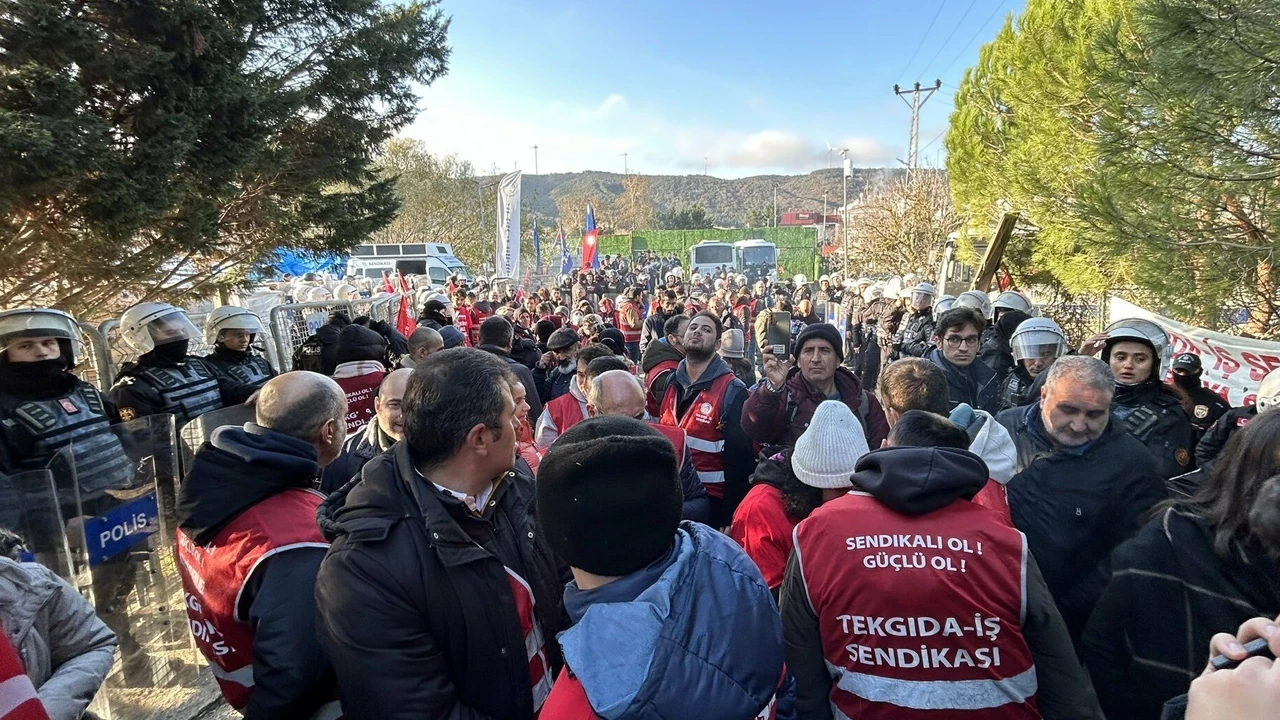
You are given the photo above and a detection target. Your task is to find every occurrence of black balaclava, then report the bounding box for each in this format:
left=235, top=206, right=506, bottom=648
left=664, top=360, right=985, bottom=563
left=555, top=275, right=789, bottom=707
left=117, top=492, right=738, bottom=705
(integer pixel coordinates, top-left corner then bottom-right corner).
left=152, top=339, right=190, bottom=363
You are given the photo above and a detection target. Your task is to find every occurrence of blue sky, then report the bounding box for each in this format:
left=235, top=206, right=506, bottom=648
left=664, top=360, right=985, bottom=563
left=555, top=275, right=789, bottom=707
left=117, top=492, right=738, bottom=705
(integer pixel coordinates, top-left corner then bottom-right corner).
left=404, top=0, right=1025, bottom=178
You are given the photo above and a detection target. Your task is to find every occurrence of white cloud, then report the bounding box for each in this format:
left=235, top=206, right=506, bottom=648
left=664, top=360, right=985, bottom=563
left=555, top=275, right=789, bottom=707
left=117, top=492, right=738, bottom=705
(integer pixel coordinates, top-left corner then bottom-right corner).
left=404, top=80, right=897, bottom=178
left=656, top=130, right=894, bottom=175
left=578, top=93, right=627, bottom=121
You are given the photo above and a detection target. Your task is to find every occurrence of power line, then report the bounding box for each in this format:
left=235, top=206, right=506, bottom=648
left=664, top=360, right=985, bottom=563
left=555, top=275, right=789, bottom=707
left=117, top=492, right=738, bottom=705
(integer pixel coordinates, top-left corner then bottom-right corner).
left=917, top=0, right=981, bottom=78
left=936, top=0, right=1012, bottom=81
left=897, top=0, right=949, bottom=81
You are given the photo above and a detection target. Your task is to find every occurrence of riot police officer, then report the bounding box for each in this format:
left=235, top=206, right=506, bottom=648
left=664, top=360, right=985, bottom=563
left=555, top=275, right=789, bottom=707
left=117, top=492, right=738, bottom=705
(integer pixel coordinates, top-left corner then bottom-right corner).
left=891, top=282, right=936, bottom=361
left=1167, top=352, right=1231, bottom=442
left=110, top=302, right=254, bottom=426
left=0, top=307, right=132, bottom=497
left=203, top=306, right=277, bottom=392
left=999, top=318, right=1068, bottom=411
left=1083, top=319, right=1197, bottom=480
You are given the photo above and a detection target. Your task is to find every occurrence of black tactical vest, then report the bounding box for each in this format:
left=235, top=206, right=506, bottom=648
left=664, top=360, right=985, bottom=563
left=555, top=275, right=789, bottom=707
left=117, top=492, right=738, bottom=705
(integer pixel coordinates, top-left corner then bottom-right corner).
left=133, top=361, right=223, bottom=426
left=0, top=383, right=133, bottom=500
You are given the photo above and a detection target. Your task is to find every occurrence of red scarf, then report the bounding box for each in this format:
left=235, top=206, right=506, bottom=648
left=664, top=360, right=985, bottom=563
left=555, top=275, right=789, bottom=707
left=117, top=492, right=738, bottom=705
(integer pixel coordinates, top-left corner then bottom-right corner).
left=0, top=633, right=48, bottom=720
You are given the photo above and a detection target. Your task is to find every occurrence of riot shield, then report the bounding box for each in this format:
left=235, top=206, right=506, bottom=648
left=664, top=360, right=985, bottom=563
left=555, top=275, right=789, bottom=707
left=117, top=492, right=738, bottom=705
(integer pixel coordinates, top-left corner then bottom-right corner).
left=0, top=448, right=79, bottom=583
left=179, top=403, right=255, bottom=468
left=66, top=414, right=207, bottom=718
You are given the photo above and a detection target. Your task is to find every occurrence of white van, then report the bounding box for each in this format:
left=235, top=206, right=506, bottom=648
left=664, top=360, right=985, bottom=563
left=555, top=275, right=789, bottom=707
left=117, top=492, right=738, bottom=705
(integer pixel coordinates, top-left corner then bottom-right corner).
left=345, top=242, right=474, bottom=288
left=689, top=241, right=736, bottom=279
left=734, top=239, right=778, bottom=285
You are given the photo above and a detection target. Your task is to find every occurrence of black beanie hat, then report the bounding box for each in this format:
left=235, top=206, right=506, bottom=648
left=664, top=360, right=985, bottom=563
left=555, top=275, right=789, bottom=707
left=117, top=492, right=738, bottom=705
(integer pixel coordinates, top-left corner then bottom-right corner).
left=335, top=324, right=387, bottom=364
left=794, top=323, right=844, bottom=362
left=537, top=416, right=682, bottom=576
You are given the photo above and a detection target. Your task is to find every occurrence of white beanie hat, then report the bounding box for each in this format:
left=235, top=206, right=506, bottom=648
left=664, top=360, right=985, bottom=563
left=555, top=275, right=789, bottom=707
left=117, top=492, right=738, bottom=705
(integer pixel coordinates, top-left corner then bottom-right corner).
left=792, top=400, right=871, bottom=489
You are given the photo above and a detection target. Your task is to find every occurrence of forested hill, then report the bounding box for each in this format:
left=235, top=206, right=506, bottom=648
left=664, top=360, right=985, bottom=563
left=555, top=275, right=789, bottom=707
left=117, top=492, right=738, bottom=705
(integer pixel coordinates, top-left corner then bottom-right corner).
left=517, top=167, right=906, bottom=225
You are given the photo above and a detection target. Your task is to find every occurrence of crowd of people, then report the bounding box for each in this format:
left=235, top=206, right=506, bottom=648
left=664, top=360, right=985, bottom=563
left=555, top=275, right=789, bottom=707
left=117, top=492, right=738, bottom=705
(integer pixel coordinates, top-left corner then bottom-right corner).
left=0, top=260, right=1277, bottom=720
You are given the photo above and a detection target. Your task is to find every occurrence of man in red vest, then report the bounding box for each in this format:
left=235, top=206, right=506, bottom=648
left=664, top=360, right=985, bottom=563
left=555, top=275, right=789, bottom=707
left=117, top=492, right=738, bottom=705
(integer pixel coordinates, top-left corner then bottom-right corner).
left=640, top=314, right=688, bottom=418
left=781, top=408, right=1099, bottom=719
left=658, top=311, right=753, bottom=527
left=176, top=372, right=348, bottom=719
left=587, top=368, right=711, bottom=525
left=534, top=343, right=617, bottom=449
left=536, top=416, right=786, bottom=719
left=618, top=286, right=646, bottom=362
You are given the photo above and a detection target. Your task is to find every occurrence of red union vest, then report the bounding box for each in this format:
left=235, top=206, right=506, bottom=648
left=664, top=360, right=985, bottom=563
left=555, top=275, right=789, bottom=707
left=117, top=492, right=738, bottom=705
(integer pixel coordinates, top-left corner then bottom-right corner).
left=658, top=371, right=735, bottom=499
left=648, top=422, right=687, bottom=462
left=335, top=370, right=385, bottom=434
left=175, top=489, right=339, bottom=718
left=644, top=359, right=680, bottom=418
left=619, top=301, right=644, bottom=343
left=793, top=492, right=1037, bottom=719
left=545, top=393, right=588, bottom=442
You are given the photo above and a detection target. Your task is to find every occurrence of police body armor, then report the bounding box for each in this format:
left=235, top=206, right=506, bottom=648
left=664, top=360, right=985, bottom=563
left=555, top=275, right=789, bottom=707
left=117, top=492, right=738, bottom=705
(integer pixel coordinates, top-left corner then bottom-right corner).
left=0, top=384, right=132, bottom=502
left=892, top=311, right=934, bottom=361
left=207, top=353, right=274, bottom=389
left=1112, top=389, right=1193, bottom=479
left=999, top=370, right=1032, bottom=412
left=132, top=361, right=223, bottom=426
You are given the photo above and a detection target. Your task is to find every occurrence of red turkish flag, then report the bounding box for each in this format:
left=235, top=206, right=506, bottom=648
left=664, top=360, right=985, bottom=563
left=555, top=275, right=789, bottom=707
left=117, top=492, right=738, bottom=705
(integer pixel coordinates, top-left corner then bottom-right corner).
left=581, top=229, right=599, bottom=269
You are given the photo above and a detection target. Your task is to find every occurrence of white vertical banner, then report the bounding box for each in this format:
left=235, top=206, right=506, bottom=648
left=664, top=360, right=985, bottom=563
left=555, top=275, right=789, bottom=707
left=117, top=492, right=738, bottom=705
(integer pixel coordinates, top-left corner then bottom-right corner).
left=495, top=170, right=522, bottom=278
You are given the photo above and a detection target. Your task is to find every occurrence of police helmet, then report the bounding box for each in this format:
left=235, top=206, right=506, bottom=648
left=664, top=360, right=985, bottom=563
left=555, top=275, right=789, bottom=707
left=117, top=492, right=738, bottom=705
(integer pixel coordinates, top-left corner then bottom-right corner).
left=1010, top=318, right=1068, bottom=363
left=908, top=282, right=936, bottom=306
left=1257, top=368, right=1280, bottom=411
left=204, top=306, right=266, bottom=346
left=884, top=276, right=903, bottom=300
left=1102, top=318, right=1171, bottom=375
left=932, top=295, right=957, bottom=321
left=334, top=283, right=360, bottom=302
left=954, top=290, right=993, bottom=320
left=994, top=291, right=1035, bottom=316
left=0, top=307, right=84, bottom=368
left=306, top=286, right=334, bottom=303
left=120, top=302, right=201, bottom=355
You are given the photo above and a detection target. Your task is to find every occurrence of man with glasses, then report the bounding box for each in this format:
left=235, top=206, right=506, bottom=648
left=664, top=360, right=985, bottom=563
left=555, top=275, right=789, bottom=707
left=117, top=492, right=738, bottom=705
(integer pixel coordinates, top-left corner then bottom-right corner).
left=927, top=307, right=1000, bottom=413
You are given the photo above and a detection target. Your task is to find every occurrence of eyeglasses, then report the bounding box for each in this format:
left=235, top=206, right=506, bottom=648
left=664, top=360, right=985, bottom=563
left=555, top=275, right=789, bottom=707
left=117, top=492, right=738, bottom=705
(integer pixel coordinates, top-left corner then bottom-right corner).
left=943, top=335, right=980, bottom=348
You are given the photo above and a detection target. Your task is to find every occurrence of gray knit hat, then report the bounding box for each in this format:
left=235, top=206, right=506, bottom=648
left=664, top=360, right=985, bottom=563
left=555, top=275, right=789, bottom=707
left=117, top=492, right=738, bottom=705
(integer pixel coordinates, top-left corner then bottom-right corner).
left=792, top=400, right=870, bottom=489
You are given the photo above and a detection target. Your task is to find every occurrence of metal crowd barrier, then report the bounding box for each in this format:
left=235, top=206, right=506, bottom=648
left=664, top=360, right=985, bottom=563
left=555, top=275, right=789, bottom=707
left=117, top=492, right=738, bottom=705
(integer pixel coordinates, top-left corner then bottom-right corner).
left=268, top=300, right=356, bottom=371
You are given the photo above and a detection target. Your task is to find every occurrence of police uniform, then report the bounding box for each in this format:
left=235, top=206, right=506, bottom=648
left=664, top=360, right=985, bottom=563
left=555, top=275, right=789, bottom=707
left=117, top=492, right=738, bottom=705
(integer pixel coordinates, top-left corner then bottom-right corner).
left=204, top=347, right=276, bottom=391
left=1183, top=384, right=1231, bottom=440
left=1112, top=380, right=1198, bottom=480
left=0, top=381, right=132, bottom=502
left=891, top=309, right=935, bottom=361
left=998, top=366, right=1034, bottom=413
left=110, top=356, right=238, bottom=427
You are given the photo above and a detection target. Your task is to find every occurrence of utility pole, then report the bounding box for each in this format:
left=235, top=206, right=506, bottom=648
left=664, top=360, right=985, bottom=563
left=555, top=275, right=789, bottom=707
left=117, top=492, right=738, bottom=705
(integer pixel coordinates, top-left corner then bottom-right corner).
left=530, top=144, right=539, bottom=175
left=822, top=191, right=828, bottom=246
left=839, top=149, right=850, bottom=277
left=894, top=80, right=942, bottom=178
left=620, top=152, right=628, bottom=176
left=773, top=185, right=778, bottom=229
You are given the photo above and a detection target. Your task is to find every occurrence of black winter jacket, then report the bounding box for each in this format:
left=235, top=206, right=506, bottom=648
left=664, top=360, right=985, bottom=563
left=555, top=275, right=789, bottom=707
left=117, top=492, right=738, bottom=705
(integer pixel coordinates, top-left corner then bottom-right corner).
left=927, top=348, right=1000, bottom=414
left=314, top=443, right=566, bottom=720
left=1193, top=404, right=1255, bottom=474
left=1081, top=508, right=1280, bottom=720
left=477, top=344, right=544, bottom=424
left=318, top=424, right=384, bottom=495
left=997, top=404, right=1168, bottom=644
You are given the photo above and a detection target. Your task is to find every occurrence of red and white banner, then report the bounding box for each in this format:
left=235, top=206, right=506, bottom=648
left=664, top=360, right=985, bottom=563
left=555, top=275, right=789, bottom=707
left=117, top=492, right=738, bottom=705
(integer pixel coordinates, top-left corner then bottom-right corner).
left=1109, top=297, right=1280, bottom=406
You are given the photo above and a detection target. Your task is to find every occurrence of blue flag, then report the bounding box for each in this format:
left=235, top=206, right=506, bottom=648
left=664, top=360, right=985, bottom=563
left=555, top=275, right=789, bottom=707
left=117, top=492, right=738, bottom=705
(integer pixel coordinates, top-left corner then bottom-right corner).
left=533, top=220, right=542, bottom=274
left=558, top=223, right=572, bottom=273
